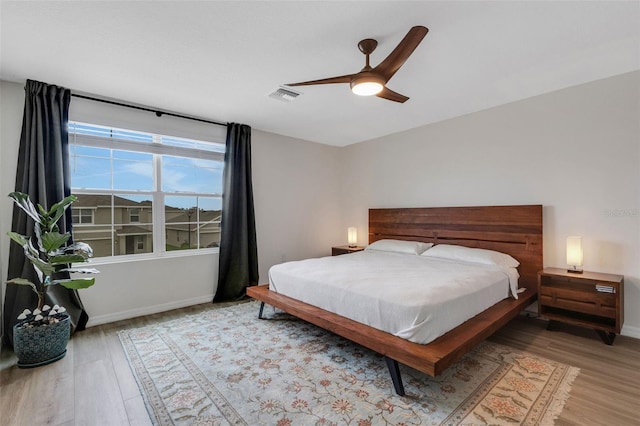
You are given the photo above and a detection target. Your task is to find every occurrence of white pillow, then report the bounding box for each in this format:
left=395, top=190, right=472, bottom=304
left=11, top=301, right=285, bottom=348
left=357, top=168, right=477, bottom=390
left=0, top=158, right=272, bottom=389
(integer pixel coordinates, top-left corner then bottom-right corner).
left=365, top=239, right=433, bottom=255
left=421, top=244, right=520, bottom=268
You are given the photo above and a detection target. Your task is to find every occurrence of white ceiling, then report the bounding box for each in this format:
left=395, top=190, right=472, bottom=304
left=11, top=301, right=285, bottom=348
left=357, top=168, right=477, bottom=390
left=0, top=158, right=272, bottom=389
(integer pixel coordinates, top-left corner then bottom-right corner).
left=1, top=1, right=639, bottom=147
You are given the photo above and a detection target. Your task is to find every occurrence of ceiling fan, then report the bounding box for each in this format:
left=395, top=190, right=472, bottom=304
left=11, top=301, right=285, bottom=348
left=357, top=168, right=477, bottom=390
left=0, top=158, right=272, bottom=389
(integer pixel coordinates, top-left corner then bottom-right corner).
left=287, top=26, right=429, bottom=103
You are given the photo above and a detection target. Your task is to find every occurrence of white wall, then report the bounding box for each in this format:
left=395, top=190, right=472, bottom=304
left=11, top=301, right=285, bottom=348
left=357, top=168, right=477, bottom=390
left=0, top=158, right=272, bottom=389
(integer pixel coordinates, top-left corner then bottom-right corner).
left=340, top=71, right=640, bottom=337
left=252, top=130, right=342, bottom=280
left=0, top=79, right=342, bottom=331
left=0, top=80, right=25, bottom=333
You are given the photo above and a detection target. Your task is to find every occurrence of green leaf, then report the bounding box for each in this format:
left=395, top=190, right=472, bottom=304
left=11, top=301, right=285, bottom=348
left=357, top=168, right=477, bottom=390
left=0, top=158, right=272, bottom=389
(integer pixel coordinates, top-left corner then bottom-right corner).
left=34, top=222, right=45, bottom=252
left=37, top=204, right=47, bottom=216
left=23, top=244, right=55, bottom=278
left=47, top=195, right=77, bottom=230
left=41, top=231, right=71, bottom=253
left=6, top=278, right=39, bottom=294
left=50, top=254, right=88, bottom=265
left=7, top=231, right=29, bottom=248
left=8, top=192, right=41, bottom=224
left=24, top=237, right=42, bottom=260
left=54, top=277, right=95, bottom=290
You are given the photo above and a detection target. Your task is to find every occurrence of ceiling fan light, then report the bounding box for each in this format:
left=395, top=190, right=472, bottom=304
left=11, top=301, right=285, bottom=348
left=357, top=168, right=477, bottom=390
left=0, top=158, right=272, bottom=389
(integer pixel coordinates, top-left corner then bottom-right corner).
left=351, top=81, right=383, bottom=96
left=350, top=74, right=385, bottom=96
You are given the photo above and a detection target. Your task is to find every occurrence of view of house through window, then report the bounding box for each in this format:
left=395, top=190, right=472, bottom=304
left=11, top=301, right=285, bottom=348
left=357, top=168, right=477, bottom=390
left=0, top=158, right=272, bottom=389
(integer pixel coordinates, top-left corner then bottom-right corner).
left=68, top=121, right=224, bottom=258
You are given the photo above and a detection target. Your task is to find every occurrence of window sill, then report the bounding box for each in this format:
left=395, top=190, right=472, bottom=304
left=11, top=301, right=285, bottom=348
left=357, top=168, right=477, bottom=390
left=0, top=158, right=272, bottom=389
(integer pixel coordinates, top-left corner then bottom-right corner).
left=83, top=247, right=219, bottom=266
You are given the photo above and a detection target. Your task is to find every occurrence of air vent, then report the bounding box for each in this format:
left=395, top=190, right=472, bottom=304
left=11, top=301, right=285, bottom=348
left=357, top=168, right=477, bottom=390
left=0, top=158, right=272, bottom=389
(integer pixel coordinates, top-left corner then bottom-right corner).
left=269, top=87, right=301, bottom=102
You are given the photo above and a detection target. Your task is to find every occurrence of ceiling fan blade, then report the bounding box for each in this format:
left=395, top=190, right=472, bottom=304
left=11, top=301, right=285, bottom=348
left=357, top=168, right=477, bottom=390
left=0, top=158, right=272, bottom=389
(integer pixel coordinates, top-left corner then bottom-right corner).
left=287, top=74, right=354, bottom=86
left=373, top=26, right=428, bottom=82
left=376, top=87, right=409, bottom=103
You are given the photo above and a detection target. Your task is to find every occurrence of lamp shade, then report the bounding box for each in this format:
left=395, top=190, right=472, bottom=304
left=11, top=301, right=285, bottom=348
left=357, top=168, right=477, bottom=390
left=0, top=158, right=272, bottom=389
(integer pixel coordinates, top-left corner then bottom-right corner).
left=347, top=227, right=358, bottom=247
left=566, top=236, right=583, bottom=273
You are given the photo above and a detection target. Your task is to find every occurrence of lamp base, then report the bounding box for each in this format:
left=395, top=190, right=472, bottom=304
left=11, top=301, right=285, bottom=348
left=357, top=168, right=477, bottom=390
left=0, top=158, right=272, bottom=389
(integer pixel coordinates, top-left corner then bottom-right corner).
left=567, top=268, right=583, bottom=274
left=348, top=245, right=357, bottom=248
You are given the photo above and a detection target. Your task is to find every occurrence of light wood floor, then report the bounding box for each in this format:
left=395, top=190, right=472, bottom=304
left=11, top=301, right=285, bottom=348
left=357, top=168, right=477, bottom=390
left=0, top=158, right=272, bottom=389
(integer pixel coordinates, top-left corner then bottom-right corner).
left=1, top=304, right=639, bottom=426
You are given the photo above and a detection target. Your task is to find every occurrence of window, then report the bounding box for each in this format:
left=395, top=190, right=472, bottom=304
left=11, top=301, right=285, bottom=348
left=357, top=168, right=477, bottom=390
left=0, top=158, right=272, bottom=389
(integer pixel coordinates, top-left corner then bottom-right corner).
left=72, top=207, right=94, bottom=225
left=129, top=208, right=140, bottom=223
left=68, top=121, right=224, bottom=258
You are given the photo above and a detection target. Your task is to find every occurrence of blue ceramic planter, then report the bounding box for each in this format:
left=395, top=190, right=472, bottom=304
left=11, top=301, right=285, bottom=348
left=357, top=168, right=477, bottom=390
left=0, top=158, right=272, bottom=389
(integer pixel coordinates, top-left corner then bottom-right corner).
left=13, top=313, right=70, bottom=368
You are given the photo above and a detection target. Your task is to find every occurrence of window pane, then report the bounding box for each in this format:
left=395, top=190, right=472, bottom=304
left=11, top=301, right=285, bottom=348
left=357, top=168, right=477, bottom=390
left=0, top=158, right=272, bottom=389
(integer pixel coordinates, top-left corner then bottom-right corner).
left=114, top=195, right=152, bottom=256
left=198, top=197, right=222, bottom=212
left=72, top=194, right=153, bottom=258
left=72, top=225, right=114, bottom=258
left=199, top=197, right=222, bottom=249
left=72, top=197, right=108, bottom=255
left=165, top=196, right=197, bottom=250
left=112, top=150, right=153, bottom=191
left=70, top=146, right=112, bottom=190
left=162, top=156, right=223, bottom=194
left=71, top=147, right=153, bottom=191
left=117, top=225, right=153, bottom=255
left=164, top=196, right=221, bottom=249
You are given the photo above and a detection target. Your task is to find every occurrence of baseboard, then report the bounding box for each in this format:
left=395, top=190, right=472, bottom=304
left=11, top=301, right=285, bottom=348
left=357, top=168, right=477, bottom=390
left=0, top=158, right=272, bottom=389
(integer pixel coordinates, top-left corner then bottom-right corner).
left=85, top=295, right=214, bottom=327
left=621, top=324, right=640, bottom=339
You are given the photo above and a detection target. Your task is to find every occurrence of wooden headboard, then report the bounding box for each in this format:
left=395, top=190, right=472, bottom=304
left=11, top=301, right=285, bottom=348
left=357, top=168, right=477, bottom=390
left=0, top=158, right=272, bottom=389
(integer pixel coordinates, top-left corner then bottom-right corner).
left=369, top=205, right=543, bottom=290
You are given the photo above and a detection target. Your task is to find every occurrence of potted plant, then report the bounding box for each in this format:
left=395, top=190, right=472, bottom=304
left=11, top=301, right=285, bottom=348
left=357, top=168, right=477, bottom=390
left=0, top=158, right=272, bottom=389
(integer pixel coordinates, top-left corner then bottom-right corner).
left=6, top=191, right=98, bottom=368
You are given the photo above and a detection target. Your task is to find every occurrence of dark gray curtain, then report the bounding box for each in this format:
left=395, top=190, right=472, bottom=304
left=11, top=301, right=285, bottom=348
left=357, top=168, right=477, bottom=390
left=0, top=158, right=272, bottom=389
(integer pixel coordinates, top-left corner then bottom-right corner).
left=214, top=123, right=259, bottom=301
left=3, top=80, right=88, bottom=346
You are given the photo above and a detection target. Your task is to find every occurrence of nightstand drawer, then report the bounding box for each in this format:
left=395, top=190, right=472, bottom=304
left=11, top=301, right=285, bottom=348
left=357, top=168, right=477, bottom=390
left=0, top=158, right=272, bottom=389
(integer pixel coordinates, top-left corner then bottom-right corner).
left=539, top=291, right=617, bottom=318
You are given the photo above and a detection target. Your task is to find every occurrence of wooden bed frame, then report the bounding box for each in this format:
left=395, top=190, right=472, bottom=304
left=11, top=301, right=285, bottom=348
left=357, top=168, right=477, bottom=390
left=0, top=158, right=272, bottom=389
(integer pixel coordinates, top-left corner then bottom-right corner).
left=247, top=205, right=542, bottom=395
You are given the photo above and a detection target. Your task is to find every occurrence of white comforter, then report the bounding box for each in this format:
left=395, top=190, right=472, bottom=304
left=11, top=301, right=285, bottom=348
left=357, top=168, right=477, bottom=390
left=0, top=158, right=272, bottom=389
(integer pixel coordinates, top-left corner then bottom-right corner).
left=268, top=251, right=514, bottom=344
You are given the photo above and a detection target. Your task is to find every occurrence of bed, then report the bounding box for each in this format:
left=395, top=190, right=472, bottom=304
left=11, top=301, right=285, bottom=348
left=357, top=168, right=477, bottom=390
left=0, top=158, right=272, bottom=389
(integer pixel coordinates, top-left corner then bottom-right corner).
left=246, top=205, right=542, bottom=395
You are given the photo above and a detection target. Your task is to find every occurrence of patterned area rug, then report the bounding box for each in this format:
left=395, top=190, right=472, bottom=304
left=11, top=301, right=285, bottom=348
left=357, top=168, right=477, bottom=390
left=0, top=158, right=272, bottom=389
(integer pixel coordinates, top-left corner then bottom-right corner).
left=119, top=301, right=579, bottom=425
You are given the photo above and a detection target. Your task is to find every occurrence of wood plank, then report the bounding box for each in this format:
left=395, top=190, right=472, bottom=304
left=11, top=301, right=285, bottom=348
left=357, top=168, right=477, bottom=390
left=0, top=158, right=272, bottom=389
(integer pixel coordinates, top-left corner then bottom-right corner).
left=0, top=365, right=32, bottom=425
left=104, top=330, right=142, bottom=401
left=73, top=327, right=130, bottom=426
left=74, top=358, right=130, bottom=426
left=369, top=205, right=543, bottom=289
left=124, top=395, right=154, bottom=426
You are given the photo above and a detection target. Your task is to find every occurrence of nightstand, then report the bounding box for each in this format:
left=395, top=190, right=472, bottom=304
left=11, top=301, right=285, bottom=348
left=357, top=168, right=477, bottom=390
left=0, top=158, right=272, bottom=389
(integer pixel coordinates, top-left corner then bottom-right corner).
left=538, top=267, right=624, bottom=345
left=332, top=245, right=365, bottom=256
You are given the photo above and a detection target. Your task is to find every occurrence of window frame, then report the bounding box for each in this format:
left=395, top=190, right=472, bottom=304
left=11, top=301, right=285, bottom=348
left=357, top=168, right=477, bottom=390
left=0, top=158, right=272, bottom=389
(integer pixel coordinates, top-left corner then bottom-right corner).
left=68, top=121, right=224, bottom=261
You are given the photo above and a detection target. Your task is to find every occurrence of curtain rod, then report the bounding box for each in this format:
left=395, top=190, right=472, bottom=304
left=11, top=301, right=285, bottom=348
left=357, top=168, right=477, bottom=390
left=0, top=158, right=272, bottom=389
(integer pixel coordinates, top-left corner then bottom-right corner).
left=71, top=93, right=227, bottom=127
